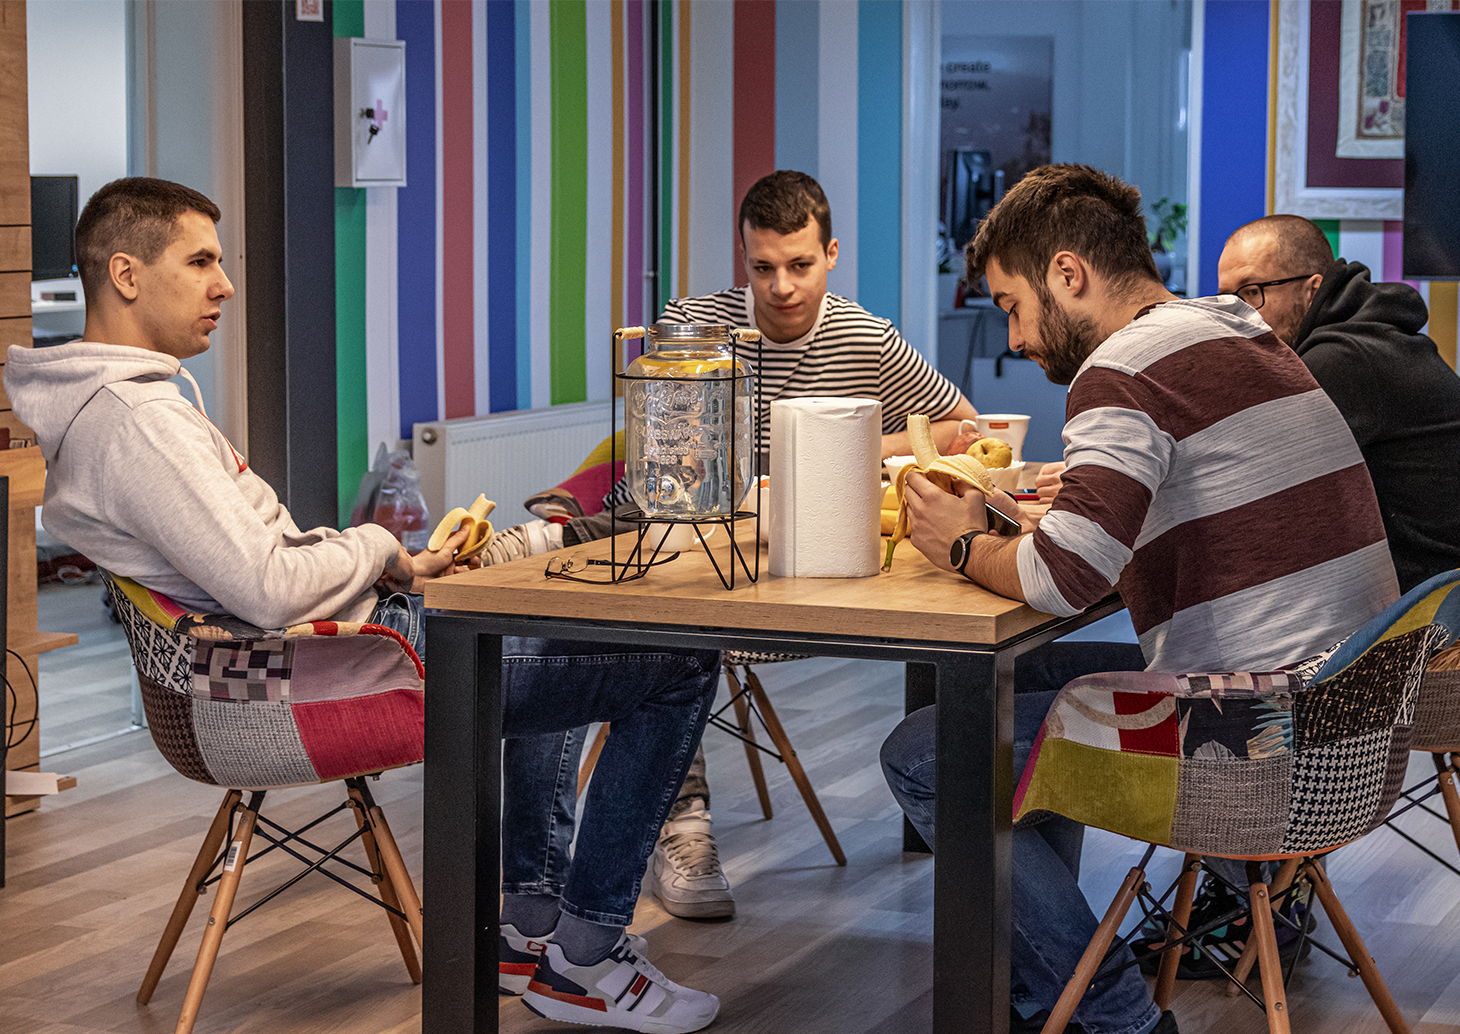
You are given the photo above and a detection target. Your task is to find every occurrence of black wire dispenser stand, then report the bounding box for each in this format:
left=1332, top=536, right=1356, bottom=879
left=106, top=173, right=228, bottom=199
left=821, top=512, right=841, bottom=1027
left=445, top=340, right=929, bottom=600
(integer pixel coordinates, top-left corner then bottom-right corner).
left=606, top=325, right=763, bottom=590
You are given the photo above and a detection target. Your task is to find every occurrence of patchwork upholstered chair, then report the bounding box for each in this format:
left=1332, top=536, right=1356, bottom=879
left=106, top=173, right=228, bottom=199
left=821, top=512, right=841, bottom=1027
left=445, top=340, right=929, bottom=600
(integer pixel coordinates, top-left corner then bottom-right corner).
left=1381, top=644, right=1460, bottom=874
left=1017, top=569, right=1460, bottom=1034
left=104, top=572, right=425, bottom=1034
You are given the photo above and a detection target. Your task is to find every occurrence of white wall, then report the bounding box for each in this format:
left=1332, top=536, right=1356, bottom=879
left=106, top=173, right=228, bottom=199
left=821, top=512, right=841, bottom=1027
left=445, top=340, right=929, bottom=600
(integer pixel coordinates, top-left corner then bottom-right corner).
left=939, top=0, right=1191, bottom=219
left=27, top=0, right=129, bottom=211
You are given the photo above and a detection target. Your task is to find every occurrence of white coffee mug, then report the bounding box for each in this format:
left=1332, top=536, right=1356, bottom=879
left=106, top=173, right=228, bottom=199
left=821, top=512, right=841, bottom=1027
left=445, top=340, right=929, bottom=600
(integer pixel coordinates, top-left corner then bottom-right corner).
left=973, top=413, right=1030, bottom=464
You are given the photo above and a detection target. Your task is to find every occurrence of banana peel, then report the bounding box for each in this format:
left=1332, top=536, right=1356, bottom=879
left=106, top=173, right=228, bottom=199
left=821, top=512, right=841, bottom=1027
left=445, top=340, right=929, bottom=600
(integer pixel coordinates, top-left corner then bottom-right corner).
left=427, top=493, right=497, bottom=560
left=882, top=414, right=997, bottom=571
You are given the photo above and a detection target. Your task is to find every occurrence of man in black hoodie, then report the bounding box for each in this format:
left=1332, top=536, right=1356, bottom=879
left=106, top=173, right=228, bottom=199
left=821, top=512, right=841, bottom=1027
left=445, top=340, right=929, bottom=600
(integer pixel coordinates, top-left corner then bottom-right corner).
left=1220, top=214, right=1460, bottom=592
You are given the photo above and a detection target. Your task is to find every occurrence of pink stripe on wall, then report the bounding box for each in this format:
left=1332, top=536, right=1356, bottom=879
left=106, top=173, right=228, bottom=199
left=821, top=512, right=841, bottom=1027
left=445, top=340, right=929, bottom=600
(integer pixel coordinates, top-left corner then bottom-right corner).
left=1382, top=220, right=1420, bottom=291
left=441, top=0, right=476, bottom=419
left=627, top=0, right=645, bottom=335
left=731, top=0, right=776, bottom=288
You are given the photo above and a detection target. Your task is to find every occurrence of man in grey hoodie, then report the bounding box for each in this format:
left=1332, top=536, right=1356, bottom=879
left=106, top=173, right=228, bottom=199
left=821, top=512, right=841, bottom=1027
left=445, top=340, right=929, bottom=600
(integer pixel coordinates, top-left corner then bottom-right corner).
left=4, top=177, right=723, bottom=1034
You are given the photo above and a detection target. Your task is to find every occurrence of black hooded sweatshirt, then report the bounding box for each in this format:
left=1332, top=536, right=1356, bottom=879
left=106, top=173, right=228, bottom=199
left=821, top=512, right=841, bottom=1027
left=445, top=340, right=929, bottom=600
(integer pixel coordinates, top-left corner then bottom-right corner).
left=1291, top=261, right=1460, bottom=592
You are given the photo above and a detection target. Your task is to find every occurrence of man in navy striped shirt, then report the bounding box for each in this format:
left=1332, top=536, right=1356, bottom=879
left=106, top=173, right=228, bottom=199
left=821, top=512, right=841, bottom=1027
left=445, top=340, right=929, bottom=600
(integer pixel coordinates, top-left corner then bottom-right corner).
left=881, top=164, right=1397, bottom=1034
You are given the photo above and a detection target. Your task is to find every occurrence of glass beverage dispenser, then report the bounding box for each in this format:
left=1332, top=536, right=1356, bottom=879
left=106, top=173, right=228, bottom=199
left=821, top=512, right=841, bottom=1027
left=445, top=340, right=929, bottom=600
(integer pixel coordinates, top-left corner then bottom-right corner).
left=622, top=322, right=758, bottom=518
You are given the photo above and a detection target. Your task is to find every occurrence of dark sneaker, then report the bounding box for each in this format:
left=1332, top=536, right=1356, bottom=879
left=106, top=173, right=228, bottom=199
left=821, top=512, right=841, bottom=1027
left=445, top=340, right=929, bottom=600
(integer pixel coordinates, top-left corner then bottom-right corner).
left=522, top=933, right=719, bottom=1032
left=1152, top=1010, right=1180, bottom=1033
left=1133, top=877, right=1315, bottom=980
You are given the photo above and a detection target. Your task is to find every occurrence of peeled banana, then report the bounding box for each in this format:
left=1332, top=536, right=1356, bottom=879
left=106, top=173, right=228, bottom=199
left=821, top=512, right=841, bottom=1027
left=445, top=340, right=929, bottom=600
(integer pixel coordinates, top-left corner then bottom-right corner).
left=882, top=414, right=997, bottom=571
left=427, top=493, right=497, bottom=560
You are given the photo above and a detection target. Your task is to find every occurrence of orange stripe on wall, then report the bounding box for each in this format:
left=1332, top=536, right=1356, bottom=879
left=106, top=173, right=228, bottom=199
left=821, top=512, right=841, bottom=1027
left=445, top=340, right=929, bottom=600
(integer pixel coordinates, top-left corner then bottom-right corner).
left=676, top=0, right=691, bottom=298
left=1430, top=282, right=1458, bottom=371
left=1266, top=0, right=1279, bottom=215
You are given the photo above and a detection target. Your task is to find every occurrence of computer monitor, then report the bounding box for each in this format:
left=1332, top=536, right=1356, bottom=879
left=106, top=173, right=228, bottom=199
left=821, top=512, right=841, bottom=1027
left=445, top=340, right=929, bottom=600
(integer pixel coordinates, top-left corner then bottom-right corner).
left=30, top=175, right=78, bottom=281
left=1402, top=12, right=1460, bottom=280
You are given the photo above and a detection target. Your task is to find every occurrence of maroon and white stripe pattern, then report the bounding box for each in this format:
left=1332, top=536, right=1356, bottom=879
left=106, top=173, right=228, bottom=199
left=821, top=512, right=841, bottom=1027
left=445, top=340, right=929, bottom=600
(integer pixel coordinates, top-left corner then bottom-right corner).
left=660, top=287, right=964, bottom=455
left=1017, top=297, right=1398, bottom=673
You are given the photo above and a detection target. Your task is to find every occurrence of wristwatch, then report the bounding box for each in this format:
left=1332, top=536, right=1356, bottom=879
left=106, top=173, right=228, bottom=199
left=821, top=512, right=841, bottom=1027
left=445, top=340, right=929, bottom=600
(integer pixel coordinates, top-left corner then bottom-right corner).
left=949, top=529, right=987, bottom=577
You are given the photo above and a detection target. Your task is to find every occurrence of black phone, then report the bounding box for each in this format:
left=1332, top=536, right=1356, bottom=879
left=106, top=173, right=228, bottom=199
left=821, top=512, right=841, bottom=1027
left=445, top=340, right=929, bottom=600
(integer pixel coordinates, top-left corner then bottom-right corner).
left=986, top=501, right=1021, bottom=537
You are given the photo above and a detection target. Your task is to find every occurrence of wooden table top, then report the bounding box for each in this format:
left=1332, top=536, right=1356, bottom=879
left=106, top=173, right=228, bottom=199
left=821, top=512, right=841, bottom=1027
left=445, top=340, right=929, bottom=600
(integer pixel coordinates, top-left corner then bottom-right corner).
left=425, top=523, right=1074, bottom=647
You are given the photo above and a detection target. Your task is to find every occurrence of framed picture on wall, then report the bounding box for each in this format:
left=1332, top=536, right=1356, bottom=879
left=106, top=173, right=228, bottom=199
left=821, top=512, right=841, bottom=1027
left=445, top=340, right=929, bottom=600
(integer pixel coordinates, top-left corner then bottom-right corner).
left=1273, top=0, right=1408, bottom=220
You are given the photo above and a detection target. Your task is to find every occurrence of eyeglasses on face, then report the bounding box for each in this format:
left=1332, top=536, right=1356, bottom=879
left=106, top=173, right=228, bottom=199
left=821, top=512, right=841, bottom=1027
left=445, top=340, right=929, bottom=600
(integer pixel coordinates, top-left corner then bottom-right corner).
left=1233, top=273, right=1321, bottom=309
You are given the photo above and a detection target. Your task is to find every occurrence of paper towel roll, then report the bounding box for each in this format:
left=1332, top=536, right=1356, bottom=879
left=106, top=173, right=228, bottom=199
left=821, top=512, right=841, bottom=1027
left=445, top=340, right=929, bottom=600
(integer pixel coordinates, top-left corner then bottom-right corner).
left=769, top=397, right=883, bottom=578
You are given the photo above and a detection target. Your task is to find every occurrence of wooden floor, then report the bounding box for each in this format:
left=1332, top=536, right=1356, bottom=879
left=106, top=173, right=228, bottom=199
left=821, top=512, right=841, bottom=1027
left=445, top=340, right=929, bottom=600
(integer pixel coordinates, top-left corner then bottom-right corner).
left=5, top=582, right=1460, bottom=1034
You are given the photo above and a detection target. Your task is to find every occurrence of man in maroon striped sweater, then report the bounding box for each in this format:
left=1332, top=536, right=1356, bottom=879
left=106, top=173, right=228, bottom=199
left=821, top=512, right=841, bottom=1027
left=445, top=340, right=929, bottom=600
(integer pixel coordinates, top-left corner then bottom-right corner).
left=880, top=165, right=1398, bottom=1034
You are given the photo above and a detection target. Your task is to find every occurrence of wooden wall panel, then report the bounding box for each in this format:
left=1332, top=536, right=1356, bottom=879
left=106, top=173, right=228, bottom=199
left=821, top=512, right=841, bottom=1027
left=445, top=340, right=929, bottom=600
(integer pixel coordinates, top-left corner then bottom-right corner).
left=0, top=270, right=28, bottom=318
left=0, top=0, right=40, bottom=818
left=0, top=225, right=28, bottom=271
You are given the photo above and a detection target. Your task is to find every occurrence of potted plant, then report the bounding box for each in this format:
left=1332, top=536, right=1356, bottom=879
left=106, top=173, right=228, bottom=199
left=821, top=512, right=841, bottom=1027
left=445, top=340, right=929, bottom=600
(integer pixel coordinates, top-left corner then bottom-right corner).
left=1148, top=198, right=1187, bottom=288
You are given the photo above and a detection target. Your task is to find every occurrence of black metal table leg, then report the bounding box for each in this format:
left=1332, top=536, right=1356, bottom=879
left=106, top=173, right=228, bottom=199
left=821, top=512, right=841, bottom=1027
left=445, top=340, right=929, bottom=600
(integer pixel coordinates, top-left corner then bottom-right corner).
left=422, top=615, right=502, bottom=1034
left=934, top=649, right=1011, bottom=1034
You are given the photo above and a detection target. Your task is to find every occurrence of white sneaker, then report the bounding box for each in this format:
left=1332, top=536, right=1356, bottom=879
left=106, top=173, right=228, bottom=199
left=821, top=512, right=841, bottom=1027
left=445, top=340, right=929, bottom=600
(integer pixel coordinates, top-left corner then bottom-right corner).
left=483, top=518, right=563, bottom=565
left=523, top=933, right=719, bottom=1033
left=649, top=803, right=735, bottom=919
left=499, top=923, right=552, bottom=995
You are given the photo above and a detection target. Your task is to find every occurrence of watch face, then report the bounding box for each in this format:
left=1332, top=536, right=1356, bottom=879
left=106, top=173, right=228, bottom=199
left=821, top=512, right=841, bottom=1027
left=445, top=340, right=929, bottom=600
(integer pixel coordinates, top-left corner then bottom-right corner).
left=950, top=537, right=967, bottom=570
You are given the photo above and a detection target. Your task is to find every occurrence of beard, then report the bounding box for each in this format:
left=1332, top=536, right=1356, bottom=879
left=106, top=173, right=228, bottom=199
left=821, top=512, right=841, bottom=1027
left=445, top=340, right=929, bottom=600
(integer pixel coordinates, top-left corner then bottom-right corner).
left=1029, top=291, right=1104, bottom=386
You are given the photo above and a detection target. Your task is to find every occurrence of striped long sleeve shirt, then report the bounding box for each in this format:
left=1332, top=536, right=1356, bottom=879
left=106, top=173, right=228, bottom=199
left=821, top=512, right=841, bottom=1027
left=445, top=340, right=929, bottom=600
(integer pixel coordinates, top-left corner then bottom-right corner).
left=1016, top=297, right=1399, bottom=674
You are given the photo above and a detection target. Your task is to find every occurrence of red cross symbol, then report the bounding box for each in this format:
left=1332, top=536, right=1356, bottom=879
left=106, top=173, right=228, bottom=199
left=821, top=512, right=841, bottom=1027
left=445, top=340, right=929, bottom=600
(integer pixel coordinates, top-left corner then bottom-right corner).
left=374, top=100, right=388, bottom=128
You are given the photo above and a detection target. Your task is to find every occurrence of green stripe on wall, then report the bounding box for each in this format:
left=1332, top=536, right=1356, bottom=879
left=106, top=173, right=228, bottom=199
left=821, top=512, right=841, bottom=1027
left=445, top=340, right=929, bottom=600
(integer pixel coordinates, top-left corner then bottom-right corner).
left=335, top=0, right=368, bottom=524
left=550, top=1, right=589, bottom=405
left=1314, top=218, right=1341, bottom=261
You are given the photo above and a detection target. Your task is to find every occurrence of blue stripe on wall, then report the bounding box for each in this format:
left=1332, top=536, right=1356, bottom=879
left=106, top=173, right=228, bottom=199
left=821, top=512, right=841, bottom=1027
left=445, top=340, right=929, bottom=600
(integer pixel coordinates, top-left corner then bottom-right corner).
left=775, top=0, right=819, bottom=178
left=396, top=0, right=438, bottom=439
left=487, top=0, right=518, bottom=414
left=515, top=0, right=533, bottom=410
left=1199, top=0, right=1268, bottom=296
left=856, top=0, right=901, bottom=325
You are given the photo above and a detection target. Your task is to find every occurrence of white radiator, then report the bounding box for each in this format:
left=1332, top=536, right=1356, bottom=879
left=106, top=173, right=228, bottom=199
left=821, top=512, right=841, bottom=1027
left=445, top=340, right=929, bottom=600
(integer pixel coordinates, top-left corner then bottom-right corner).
left=412, top=401, right=621, bottom=533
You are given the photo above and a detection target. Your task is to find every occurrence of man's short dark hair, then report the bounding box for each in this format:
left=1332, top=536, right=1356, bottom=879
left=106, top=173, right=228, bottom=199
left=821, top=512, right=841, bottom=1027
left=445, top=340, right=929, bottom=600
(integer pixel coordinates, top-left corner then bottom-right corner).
left=739, top=170, right=832, bottom=250
left=1226, top=214, right=1337, bottom=278
left=966, top=164, right=1160, bottom=296
left=75, top=177, right=222, bottom=300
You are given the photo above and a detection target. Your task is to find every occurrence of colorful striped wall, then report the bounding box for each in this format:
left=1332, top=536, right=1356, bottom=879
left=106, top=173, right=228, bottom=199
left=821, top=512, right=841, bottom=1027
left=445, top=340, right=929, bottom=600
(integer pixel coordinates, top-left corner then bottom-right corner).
left=332, top=0, right=916, bottom=518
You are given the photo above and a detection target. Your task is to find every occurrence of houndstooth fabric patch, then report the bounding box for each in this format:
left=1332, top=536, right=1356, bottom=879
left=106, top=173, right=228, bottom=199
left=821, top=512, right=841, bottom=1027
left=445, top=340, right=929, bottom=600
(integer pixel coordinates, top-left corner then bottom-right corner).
left=193, top=640, right=294, bottom=702
left=1280, top=726, right=1393, bottom=854
left=114, top=589, right=194, bottom=695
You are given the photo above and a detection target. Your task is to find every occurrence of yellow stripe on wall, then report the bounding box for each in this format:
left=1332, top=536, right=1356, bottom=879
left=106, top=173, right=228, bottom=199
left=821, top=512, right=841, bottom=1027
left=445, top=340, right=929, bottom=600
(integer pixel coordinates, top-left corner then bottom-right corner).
left=1430, top=282, right=1458, bottom=371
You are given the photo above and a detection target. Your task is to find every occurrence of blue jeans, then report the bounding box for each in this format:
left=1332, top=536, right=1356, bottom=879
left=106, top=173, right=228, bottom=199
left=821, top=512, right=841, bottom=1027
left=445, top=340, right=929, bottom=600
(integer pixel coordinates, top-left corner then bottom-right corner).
left=371, top=594, right=720, bottom=926
left=880, top=641, right=1160, bottom=1034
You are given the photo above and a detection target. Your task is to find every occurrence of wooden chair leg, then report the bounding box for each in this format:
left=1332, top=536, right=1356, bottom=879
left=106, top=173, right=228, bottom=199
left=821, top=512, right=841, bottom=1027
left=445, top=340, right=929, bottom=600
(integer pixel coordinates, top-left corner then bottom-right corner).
left=174, top=791, right=264, bottom=1034
left=1305, top=859, right=1410, bottom=1034
left=349, top=783, right=421, bottom=984
left=357, top=796, right=424, bottom=953
left=577, top=723, right=609, bottom=799
left=1434, top=751, right=1460, bottom=861
left=138, top=790, right=242, bottom=1005
left=726, top=666, right=774, bottom=820
left=1154, top=853, right=1202, bottom=1010
left=1041, top=862, right=1148, bottom=1034
left=1246, top=865, right=1293, bottom=1034
left=744, top=669, right=846, bottom=865
left=1227, top=857, right=1302, bottom=995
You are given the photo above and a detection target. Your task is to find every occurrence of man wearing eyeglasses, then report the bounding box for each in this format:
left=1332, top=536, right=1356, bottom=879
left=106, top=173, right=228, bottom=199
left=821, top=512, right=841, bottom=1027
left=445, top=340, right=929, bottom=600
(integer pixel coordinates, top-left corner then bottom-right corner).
left=1219, top=214, right=1460, bottom=594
